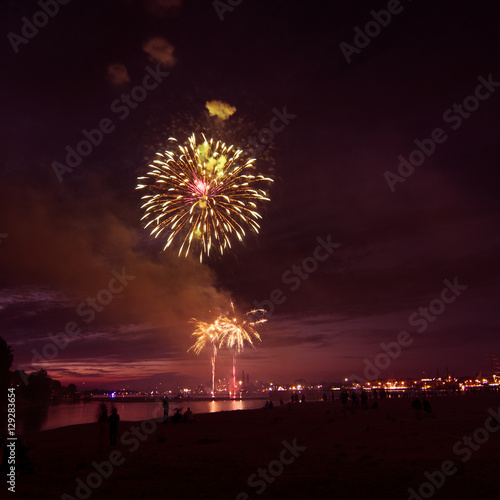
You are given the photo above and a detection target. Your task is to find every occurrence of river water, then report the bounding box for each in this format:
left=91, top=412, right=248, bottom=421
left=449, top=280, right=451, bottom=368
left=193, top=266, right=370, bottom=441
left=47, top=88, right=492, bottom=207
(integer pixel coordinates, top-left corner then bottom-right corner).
left=16, top=398, right=270, bottom=433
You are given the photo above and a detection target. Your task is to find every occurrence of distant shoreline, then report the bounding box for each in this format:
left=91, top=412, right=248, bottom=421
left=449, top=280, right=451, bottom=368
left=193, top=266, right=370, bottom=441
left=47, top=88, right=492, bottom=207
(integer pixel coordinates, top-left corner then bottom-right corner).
left=90, top=395, right=269, bottom=403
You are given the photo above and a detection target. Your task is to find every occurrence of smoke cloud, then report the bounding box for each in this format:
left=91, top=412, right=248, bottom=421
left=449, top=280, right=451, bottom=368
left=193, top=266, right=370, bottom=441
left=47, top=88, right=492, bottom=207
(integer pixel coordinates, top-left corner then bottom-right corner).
left=106, top=63, right=131, bottom=86
left=143, top=37, right=176, bottom=68
left=0, top=182, right=230, bottom=381
left=205, top=100, right=237, bottom=120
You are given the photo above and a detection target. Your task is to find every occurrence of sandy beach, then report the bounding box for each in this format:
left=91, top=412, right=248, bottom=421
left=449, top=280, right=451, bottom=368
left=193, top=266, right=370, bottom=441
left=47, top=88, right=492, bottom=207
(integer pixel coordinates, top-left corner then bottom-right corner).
left=4, top=393, right=500, bottom=500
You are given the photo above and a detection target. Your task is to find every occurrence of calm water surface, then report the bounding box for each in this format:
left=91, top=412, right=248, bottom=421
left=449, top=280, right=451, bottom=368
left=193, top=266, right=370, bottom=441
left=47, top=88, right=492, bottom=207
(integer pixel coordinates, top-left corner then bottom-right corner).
left=17, top=399, right=269, bottom=433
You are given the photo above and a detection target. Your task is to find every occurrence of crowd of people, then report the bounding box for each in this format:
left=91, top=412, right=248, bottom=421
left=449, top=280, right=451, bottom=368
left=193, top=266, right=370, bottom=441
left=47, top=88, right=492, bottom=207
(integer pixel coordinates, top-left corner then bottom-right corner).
left=162, top=397, right=194, bottom=424
left=411, top=397, right=433, bottom=414
left=95, top=398, right=195, bottom=449
left=336, top=390, right=378, bottom=410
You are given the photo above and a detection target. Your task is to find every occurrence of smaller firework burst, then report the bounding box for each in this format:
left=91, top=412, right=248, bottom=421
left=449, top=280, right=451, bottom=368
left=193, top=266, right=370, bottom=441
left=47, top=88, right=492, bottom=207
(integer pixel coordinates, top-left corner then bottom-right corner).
left=217, top=303, right=266, bottom=353
left=188, top=303, right=267, bottom=398
left=188, top=319, right=222, bottom=397
left=217, top=302, right=266, bottom=398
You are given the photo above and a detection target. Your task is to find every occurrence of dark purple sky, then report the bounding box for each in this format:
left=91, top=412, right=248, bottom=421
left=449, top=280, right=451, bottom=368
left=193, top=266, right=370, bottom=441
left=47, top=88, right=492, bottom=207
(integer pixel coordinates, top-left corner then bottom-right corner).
left=1, top=0, right=499, bottom=389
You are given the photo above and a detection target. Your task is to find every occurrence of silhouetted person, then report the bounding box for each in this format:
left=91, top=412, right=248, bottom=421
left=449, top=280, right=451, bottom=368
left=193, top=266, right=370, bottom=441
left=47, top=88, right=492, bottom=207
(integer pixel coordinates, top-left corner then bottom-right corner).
left=172, top=408, right=183, bottom=423
left=184, top=407, right=194, bottom=423
left=264, top=401, right=270, bottom=409
left=97, top=403, right=108, bottom=449
left=412, top=397, right=422, bottom=411
left=341, top=391, right=348, bottom=405
left=269, top=401, right=274, bottom=409
left=323, top=393, right=328, bottom=402
left=361, top=391, right=368, bottom=410
left=108, top=407, right=120, bottom=446
left=331, top=391, right=335, bottom=402
left=280, top=399, right=284, bottom=406
left=162, top=397, right=170, bottom=424
left=423, top=399, right=432, bottom=413
left=351, top=392, right=359, bottom=409
left=373, top=389, right=378, bottom=399
left=301, top=394, right=306, bottom=403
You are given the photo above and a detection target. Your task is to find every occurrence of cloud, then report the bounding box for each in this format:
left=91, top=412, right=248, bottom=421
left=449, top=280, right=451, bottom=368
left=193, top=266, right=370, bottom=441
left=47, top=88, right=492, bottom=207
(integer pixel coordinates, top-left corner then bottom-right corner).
left=205, top=100, right=237, bottom=120
left=0, top=183, right=231, bottom=375
left=106, top=63, right=131, bottom=85
left=142, top=36, right=176, bottom=67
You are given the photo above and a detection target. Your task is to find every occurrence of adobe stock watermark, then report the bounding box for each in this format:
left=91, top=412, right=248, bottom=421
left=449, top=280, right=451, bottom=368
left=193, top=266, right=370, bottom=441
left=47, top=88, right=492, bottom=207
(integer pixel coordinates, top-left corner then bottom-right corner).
left=339, top=0, right=407, bottom=64
left=17, top=268, right=135, bottom=384
left=408, top=406, right=500, bottom=500
left=213, top=0, right=243, bottom=22
left=236, top=439, right=306, bottom=499
left=349, top=277, right=467, bottom=384
left=61, top=401, right=164, bottom=500
left=253, top=236, right=339, bottom=318
left=51, top=65, right=169, bottom=183
left=7, top=0, right=71, bottom=54
left=244, top=106, right=297, bottom=157
left=384, top=73, right=500, bottom=192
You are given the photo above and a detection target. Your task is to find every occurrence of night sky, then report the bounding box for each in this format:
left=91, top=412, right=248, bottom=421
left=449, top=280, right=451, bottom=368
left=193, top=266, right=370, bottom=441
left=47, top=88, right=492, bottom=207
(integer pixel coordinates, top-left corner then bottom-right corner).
left=1, top=0, right=499, bottom=389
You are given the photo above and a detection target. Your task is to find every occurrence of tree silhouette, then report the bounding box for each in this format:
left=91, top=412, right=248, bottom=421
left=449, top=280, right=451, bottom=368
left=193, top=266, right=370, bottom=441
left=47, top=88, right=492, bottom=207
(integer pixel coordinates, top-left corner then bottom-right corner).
left=0, top=337, right=14, bottom=406
left=0, top=336, right=13, bottom=372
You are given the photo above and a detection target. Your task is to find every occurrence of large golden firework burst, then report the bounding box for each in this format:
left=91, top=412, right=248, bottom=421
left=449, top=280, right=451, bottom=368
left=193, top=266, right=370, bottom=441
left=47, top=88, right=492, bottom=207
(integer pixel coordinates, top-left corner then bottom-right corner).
left=137, top=134, right=273, bottom=261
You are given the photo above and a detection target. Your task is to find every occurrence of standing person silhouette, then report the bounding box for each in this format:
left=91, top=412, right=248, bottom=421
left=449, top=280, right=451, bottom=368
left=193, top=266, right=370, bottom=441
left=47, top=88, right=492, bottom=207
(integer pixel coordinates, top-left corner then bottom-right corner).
left=351, top=392, right=359, bottom=410
left=162, top=397, right=170, bottom=424
left=361, top=390, right=368, bottom=410
left=423, top=399, right=432, bottom=413
left=97, top=403, right=108, bottom=449
left=108, top=407, right=120, bottom=446
left=412, top=397, right=422, bottom=411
